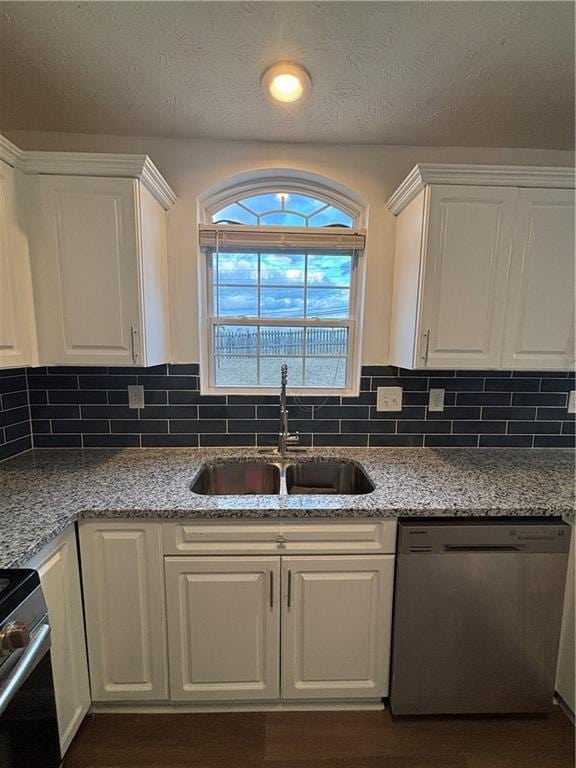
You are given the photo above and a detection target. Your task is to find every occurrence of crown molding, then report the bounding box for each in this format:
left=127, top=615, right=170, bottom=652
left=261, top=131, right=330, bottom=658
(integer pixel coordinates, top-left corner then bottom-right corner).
left=13, top=149, right=176, bottom=210
left=386, top=163, right=576, bottom=215
left=138, top=156, right=177, bottom=210
left=0, top=135, right=23, bottom=167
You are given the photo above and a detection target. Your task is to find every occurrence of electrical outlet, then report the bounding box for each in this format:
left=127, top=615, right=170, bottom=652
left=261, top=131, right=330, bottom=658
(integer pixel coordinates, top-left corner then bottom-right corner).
left=377, top=386, right=403, bottom=412
left=428, top=388, right=445, bottom=412
left=568, top=391, right=576, bottom=414
left=128, top=384, right=145, bottom=409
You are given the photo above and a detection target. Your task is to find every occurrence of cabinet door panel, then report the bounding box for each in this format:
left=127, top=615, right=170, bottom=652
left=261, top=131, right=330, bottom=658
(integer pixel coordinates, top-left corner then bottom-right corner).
left=0, top=160, right=34, bottom=367
left=26, top=526, right=90, bottom=754
left=419, top=186, right=516, bottom=368
left=37, top=176, right=141, bottom=365
left=165, top=557, right=280, bottom=701
left=281, top=556, right=394, bottom=700
left=502, top=189, right=575, bottom=369
left=79, top=521, right=167, bottom=701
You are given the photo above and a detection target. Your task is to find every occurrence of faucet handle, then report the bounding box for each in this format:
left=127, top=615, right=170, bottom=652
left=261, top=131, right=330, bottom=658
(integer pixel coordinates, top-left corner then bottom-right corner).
left=286, top=432, right=300, bottom=444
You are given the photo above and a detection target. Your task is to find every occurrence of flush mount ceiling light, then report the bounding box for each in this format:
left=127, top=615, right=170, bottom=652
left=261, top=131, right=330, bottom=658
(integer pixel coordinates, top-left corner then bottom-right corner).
left=262, top=62, right=311, bottom=104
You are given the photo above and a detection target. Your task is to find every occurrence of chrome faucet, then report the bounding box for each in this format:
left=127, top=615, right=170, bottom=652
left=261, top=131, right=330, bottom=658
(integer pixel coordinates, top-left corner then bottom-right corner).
left=278, top=364, right=299, bottom=457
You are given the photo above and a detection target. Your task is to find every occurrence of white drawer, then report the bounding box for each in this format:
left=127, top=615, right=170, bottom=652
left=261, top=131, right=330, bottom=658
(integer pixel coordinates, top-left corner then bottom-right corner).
left=163, top=519, right=397, bottom=556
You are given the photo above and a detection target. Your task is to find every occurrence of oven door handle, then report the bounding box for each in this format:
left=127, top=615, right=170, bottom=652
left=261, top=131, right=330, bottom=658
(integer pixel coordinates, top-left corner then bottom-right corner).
left=0, top=623, right=51, bottom=717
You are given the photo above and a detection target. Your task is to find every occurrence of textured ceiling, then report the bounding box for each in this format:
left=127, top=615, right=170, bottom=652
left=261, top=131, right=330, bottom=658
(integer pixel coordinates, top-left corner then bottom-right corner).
left=0, top=1, right=574, bottom=148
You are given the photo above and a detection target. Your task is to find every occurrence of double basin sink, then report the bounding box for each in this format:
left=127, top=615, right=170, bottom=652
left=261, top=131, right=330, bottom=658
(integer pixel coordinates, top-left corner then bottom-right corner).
left=191, top=459, right=375, bottom=496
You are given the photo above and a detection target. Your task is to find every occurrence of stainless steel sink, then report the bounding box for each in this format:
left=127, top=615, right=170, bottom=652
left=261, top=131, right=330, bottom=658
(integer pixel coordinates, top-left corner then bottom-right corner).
left=191, top=459, right=374, bottom=496
left=191, top=462, right=281, bottom=495
left=285, top=461, right=375, bottom=495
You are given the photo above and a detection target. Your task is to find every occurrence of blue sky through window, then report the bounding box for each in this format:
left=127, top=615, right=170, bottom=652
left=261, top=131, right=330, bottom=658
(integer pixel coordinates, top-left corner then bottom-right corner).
left=212, top=192, right=353, bottom=227
left=207, top=191, right=357, bottom=389
left=212, top=252, right=352, bottom=318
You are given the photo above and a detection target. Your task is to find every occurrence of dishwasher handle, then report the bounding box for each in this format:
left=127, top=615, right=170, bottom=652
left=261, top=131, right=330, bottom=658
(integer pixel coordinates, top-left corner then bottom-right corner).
left=444, top=545, right=522, bottom=553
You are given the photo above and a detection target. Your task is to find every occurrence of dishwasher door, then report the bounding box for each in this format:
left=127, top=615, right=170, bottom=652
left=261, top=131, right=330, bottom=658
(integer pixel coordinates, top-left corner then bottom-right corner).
left=390, top=520, right=570, bottom=715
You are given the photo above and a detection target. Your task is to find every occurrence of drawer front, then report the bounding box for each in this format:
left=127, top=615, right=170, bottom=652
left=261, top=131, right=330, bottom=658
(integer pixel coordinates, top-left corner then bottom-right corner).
left=163, top=520, right=396, bottom=555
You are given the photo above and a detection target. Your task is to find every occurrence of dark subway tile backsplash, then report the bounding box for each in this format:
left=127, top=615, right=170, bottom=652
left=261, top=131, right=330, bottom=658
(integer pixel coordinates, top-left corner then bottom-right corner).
left=141, top=434, right=199, bottom=448
left=0, top=364, right=574, bottom=458
left=200, top=433, right=256, bottom=448
left=0, top=370, right=31, bottom=461
left=534, top=435, right=576, bottom=448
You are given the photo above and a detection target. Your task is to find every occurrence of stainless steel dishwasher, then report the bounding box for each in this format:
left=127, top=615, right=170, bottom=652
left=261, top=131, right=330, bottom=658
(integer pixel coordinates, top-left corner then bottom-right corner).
left=390, top=519, right=571, bottom=715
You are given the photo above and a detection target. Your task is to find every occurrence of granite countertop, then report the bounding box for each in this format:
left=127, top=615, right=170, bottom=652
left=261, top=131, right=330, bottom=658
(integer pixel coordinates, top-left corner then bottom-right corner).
left=1, top=447, right=574, bottom=568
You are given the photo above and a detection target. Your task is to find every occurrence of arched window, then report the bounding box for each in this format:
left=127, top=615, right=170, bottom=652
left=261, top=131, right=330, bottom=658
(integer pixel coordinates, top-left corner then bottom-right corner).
left=212, top=192, right=354, bottom=228
left=198, top=173, right=366, bottom=395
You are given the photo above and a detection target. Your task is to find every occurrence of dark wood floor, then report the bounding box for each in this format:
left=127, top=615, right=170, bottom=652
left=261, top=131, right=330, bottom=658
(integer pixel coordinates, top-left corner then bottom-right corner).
left=63, top=708, right=575, bottom=768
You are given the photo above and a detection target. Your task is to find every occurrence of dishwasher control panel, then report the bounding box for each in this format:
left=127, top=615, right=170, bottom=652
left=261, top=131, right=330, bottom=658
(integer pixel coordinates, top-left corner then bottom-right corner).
left=397, top=519, right=570, bottom=554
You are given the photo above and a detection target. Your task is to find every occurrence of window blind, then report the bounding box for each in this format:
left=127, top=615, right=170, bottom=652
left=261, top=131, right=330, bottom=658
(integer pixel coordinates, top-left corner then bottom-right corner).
left=199, top=224, right=366, bottom=251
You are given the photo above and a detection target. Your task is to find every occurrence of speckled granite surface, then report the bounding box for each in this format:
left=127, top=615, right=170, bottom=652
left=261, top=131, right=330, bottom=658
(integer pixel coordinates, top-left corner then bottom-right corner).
left=0, top=447, right=574, bottom=567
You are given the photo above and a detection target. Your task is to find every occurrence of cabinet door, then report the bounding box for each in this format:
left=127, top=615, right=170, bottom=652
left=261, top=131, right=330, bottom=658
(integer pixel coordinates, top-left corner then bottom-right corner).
left=78, top=521, right=168, bottom=701
left=418, top=186, right=517, bottom=368
left=165, top=556, right=280, bottom=701
left=281, top=555, right=394, bottom=700
left=502, top=189, right=575, bottom=370
left=0, top=160, right=34, bottom=368
left=26, top=526, right=90, bottom=755
left=556, top=526, right=575, bottom=712
left=36, top=176, right=143, bottom=365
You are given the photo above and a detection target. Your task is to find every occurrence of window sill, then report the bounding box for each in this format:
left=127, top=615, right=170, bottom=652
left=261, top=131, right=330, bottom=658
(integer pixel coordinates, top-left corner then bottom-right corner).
left=200, top=385, right=360, bottom=398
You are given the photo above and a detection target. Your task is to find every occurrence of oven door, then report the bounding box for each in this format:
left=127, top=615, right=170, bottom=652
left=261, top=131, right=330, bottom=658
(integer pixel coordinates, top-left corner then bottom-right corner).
left=0, top=622, right=61, bottom=768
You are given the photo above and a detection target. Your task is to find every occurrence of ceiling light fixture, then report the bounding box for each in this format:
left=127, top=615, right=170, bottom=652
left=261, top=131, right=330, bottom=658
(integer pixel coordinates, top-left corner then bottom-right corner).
left=262, top=62, right=311, bottom=104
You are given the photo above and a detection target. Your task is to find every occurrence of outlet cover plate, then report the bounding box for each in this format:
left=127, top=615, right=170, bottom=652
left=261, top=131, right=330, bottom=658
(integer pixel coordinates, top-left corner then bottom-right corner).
left=377, top=386, right=403, bottom=412
left=128, top=385, right=145, bottom=409
left=429, top=388, right=445, bottom=412
left=568, top=391, right=576, bottom=414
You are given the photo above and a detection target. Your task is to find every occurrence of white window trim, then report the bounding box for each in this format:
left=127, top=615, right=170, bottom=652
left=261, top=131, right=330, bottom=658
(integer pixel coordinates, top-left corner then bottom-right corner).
left=198, top=237, right=365, bottom=397
left=199, top=173, right=367, bottom=228
left=197, top=175, right=367, bottom=397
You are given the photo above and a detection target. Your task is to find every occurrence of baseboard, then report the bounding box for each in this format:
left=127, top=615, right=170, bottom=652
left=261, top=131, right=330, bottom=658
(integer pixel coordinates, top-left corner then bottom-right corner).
left=90, top=699, right=385, bottom=714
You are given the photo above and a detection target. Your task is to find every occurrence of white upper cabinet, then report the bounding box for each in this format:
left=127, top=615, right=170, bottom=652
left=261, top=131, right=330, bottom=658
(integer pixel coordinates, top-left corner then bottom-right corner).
left=388, top=165, right=575, bottom=370
left=418, top=185, right=516, bottom=369
left=502, top=189, right=575, bottom=369
left=0, top=153, right=37, bottom=368
left=32, top=174, right=171, bottom=366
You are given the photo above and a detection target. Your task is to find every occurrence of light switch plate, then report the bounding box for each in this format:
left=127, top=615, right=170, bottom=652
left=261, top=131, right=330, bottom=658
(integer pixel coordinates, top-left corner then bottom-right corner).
left=128, top=384, right=145, bottom=409
left=428, top=388, right=445, bottom=412
left=377, top=386, right=403, bottom=412
left=568, top=391, right=576, bottom=414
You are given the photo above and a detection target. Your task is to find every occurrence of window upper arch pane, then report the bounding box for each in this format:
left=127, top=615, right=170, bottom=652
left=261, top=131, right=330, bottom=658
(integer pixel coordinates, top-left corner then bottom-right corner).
left=212, top=191, right=354, bottom=227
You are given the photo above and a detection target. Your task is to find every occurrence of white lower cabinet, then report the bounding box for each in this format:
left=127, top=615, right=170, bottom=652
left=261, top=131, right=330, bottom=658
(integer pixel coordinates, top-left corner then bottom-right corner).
left=79, top=520, right=396, bottom=706
left=281, top=556, right=395, bottom=700
left=165, top=557, right=280, bottom=701
left=26, top=526, right=90, bottom=754
left=78, top=521, right=168, bottom=701
left=164, top=552, right=395, bottom=703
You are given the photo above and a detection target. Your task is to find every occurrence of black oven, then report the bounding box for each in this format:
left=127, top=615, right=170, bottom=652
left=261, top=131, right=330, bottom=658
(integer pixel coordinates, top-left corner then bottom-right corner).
left=0, top=570, right=61, bottom=768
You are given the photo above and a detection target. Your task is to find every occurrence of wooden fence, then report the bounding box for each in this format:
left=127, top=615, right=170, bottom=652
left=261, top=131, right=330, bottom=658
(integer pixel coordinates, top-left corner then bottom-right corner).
left=215, top=327, right=347, bottom=357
